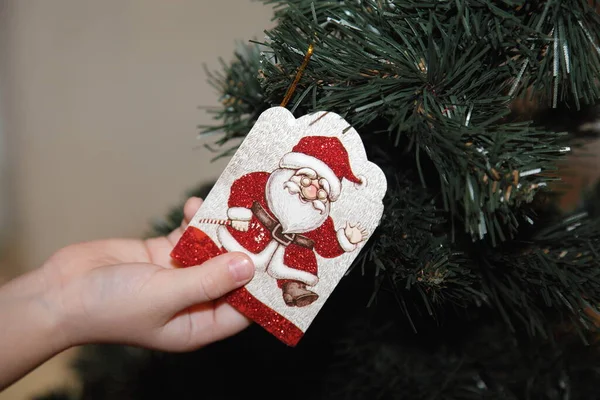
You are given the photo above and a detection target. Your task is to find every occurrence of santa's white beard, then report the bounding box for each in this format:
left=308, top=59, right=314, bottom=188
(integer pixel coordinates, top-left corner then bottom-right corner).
left=266, top=168, right=330, bottom=234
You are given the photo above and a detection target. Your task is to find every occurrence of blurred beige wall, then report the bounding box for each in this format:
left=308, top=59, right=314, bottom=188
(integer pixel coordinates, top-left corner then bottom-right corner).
left=0, top=1, right=273, bottom=399
left=0, top=0, right=274, bottom=279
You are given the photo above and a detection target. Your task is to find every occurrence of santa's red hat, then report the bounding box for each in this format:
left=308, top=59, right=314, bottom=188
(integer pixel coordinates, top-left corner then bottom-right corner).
left=279, top=136, right=361, bottom=202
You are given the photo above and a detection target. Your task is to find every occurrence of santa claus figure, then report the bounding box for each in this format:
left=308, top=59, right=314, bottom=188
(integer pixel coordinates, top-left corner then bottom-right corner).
left=217, top=135, right=368, bottom=307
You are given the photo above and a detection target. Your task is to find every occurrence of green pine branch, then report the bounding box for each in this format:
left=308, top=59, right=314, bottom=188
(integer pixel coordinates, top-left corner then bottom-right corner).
left=198, top=43, right=270, bottom=161
left=201, top=0, right=600, bottom=243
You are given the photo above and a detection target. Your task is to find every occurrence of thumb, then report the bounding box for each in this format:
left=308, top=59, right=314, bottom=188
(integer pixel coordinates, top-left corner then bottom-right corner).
left=156, top=252, right=254, bottom=313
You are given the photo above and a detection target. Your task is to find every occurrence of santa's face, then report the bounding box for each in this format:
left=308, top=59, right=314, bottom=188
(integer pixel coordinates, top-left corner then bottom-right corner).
left=266, top=168, right=331, bottom=234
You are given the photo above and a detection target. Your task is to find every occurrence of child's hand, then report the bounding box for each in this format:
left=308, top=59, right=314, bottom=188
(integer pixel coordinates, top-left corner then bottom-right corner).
left=0, top=197, right=255, bottom=389
left=40, top=197, right=254, bottom=351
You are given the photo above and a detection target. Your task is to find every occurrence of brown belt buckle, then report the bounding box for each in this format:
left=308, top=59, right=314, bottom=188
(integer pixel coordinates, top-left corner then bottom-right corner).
left=271, top=223, right=295, bottom=246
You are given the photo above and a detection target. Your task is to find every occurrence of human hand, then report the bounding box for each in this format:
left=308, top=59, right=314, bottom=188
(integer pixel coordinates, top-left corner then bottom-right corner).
left=40, top=197, right=255, bottom=352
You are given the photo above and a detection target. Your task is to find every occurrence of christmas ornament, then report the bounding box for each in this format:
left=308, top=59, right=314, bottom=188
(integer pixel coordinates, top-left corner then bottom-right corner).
left=171, top=107, right=387, bottom=346
left=171, top=41, right=386, bottom=346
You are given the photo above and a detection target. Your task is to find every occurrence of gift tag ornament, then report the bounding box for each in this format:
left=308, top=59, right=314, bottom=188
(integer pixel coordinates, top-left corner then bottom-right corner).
left=171, top=107, right=387, bottom=346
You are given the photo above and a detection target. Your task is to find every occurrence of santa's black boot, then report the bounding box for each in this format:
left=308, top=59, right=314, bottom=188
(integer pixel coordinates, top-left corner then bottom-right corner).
left=281, top=281, right=318, bottom=307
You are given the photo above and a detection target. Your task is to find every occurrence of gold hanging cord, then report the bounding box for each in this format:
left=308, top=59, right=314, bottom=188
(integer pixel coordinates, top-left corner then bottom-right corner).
left=280, top=43, right=315, bottom=108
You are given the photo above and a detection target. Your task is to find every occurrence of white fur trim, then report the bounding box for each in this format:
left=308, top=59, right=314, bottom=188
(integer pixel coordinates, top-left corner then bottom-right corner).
left=267, top=245, right=319, bottom=286
left=216, top=225, right=278, bottom=272
left=227, top=207, right=253, bottom=221
left=280, top=152, right=341, bottom=201
left=295, top=167, right=317, bottom=179
left=337, top=228, right=357, bottom=252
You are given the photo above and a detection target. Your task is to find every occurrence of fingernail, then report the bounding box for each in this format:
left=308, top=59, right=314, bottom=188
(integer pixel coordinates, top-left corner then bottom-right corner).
left=228, top=256, right=254, bottom=282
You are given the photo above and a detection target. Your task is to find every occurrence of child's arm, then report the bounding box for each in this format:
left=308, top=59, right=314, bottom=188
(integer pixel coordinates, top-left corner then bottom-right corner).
left=0, top=268, right=67, bottom=390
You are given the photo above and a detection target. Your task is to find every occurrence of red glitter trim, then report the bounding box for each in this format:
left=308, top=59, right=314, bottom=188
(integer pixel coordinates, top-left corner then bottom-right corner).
left=170, top=226, right=224, bottom=267
left=225, top=287, right=304, bottom=347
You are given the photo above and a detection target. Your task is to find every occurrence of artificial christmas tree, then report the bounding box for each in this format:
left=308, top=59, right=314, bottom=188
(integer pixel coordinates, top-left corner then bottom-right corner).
left=40, top=1, right=600, bottom=399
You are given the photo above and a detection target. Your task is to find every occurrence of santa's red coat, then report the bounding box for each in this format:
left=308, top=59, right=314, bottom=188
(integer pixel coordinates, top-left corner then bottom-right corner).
left=226, top=171, right=346, bottom=286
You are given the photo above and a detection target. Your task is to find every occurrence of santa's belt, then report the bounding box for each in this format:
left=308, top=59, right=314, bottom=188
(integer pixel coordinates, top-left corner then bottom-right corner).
left=250, top=201, right=315, bottom=249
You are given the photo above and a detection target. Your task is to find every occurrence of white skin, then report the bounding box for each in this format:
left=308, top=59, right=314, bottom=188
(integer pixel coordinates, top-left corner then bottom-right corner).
left=232, top=168, right=367, bottom=244
left=0, top=197, right=255, bottom=390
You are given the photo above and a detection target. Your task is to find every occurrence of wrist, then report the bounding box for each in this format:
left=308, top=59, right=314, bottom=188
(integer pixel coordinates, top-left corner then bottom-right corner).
left=337, top=228, right=357, bottom=252
left=0, top=268, right=72, bottom=389
left=1, top=268, right=72, bottom=352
